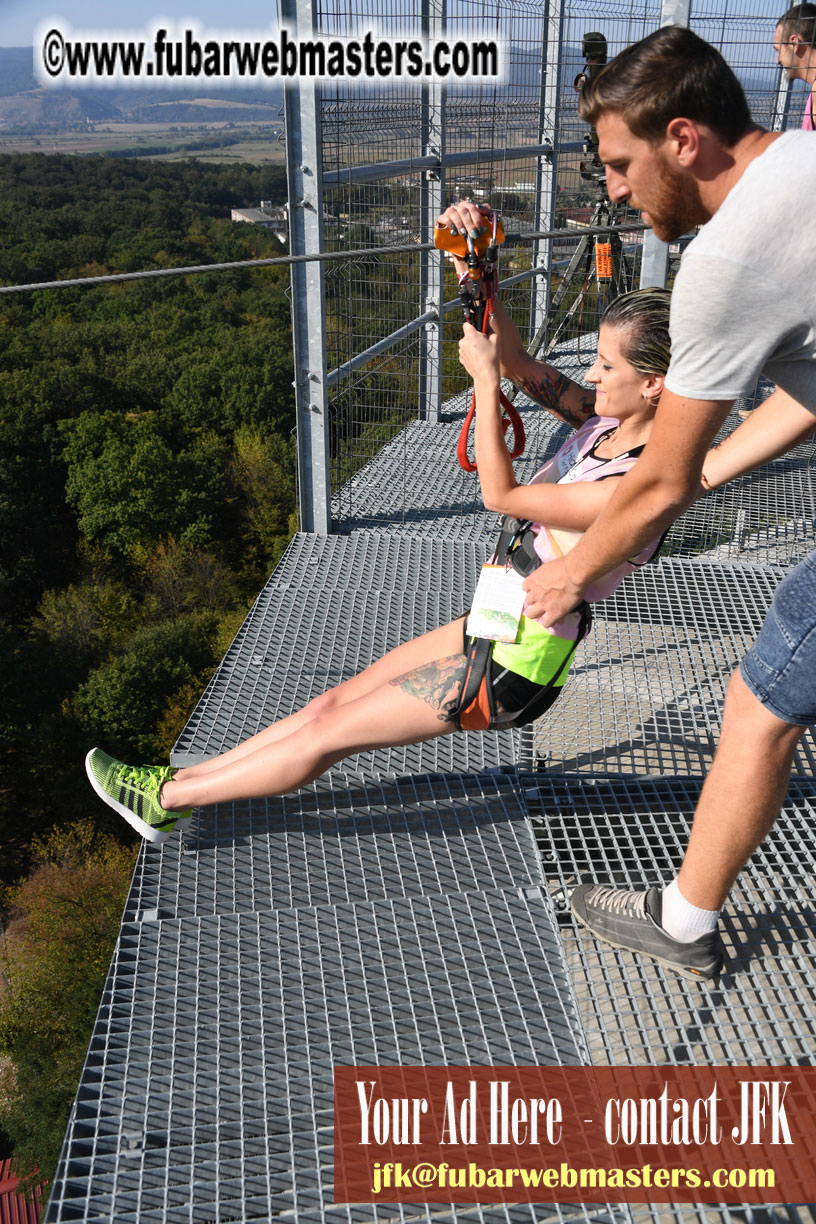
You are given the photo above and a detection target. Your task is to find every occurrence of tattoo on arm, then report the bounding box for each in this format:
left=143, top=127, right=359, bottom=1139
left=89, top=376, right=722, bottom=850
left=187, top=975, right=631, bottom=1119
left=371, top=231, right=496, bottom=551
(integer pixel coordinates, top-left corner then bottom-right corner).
left=390, top=653, right=468, bottom=723
left=519, top=369, right=595, bottom=430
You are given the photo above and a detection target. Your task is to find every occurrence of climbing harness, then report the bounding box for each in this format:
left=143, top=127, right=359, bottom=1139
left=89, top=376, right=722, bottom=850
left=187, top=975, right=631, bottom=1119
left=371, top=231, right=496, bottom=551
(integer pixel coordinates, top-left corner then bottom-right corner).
left=453, top=515, right=591, bottom=732
left=451, top=415, right=669, bottom=733
left=435, top=208, right=526, bottom=472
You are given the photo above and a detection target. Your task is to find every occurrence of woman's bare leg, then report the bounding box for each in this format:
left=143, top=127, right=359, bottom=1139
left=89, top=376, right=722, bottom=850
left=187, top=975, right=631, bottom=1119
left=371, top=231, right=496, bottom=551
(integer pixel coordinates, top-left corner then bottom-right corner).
left=161, top=645, right=469, bottom=808
left=175, top=616, right=467, bottom=782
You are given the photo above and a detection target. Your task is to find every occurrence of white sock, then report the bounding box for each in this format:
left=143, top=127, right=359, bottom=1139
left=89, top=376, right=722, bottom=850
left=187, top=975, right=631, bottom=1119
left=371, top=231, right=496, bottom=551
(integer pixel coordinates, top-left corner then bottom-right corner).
left=660, top=878, right=720, bottom=943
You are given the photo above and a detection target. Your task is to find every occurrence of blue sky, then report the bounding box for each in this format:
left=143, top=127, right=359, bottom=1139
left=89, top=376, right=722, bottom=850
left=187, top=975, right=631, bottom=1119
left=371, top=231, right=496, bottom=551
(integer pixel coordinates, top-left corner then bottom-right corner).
left=2, top=1, right=282, bottom=47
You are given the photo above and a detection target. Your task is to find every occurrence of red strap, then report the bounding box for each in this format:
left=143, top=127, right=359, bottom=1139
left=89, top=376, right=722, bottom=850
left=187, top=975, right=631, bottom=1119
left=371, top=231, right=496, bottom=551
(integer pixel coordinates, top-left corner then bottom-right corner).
left=456, top=286, right=526, bottom=472
left=501, top=391, right=526, bottom=459
left=456, top=390, right=525, bottom=472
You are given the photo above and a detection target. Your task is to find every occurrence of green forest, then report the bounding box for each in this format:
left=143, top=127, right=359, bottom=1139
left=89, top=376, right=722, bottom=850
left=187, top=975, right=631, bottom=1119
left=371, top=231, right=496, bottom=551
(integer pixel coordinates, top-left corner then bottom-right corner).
left=0, top=152, right=297, bottom=1188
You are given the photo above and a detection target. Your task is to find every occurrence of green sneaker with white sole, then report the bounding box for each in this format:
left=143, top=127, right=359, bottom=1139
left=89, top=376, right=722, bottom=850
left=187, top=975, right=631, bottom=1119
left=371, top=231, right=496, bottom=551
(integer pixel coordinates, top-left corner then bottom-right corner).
left=85, top=748, right=191, bottom=844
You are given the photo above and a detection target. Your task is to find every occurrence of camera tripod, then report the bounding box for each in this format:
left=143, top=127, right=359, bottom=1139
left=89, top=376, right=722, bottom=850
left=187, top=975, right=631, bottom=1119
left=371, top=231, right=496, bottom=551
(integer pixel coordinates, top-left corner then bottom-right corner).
left=524, top=30, right=633, bottom=365
left=531, top=191, right=632, bottom=364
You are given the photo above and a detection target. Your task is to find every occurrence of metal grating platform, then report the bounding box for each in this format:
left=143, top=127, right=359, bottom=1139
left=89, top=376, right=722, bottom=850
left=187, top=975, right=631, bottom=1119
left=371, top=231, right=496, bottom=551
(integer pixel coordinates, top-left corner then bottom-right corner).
left=53, top=363, right=816, bottom=1222
left=121, top=773, right=544, bottom=922
left=531, top=558, right=816, bottom=777
left=45, top=890, right=597, bottom=1224
left=522, top=773, right=816, bottom=1068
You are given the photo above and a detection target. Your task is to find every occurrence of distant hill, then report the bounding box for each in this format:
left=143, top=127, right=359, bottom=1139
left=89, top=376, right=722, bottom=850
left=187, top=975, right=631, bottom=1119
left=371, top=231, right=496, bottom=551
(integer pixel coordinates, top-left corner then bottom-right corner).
left=0, top=46, right=39, bottom=94
left=0, top=41, right=783, bottom=132
left=0, top=46, right=284, bottom=129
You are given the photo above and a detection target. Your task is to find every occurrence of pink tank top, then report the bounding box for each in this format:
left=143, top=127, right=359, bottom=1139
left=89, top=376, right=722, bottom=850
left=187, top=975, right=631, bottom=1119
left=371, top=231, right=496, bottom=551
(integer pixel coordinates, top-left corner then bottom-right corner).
left=526, top=415, right=661, bottom=638
left=803, top=92, right=815, bottom=131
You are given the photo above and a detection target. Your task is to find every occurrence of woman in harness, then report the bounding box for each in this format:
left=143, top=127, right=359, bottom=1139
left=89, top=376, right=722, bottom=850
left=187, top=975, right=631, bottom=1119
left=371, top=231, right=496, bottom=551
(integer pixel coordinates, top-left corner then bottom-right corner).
left=85, top=266, right=671, bottom=844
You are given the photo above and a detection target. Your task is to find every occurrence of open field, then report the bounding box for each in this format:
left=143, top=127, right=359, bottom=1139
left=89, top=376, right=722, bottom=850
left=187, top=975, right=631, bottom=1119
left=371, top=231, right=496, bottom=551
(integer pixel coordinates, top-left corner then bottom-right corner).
left=0, top=120, right=286, bottom=162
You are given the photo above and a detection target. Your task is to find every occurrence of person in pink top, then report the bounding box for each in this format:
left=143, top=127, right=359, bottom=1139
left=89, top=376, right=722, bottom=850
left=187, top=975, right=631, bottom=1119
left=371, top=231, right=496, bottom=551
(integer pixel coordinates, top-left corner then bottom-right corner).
left=774, top=4, right=816, bottom=129
left=86, top=281, right=674, bottom=843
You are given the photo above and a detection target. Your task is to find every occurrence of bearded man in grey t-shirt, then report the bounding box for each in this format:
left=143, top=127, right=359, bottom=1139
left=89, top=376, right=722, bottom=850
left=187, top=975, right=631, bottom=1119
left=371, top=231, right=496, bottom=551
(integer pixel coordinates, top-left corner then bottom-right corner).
left=520, top=25, right=816, bottom=981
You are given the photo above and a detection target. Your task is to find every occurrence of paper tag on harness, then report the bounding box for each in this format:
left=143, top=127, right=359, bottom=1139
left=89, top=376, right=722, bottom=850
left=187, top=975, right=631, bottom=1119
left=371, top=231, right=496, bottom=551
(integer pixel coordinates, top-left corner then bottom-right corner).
left=466, top=563, right=525, bottom=642
left=557, top=435, right=585, bottom=482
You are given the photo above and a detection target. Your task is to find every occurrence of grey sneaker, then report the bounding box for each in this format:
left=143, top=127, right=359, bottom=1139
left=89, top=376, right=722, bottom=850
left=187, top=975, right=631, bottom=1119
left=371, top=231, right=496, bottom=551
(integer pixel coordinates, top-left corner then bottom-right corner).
left=571, top=883, right=724, bottom=982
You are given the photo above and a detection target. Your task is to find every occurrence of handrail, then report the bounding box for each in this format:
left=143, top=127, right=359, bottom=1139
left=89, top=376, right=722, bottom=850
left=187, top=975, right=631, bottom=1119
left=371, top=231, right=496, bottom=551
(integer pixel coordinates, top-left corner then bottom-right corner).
left=0, top=220, right=644, bottom=297
left=322, top=142, right=567, bottom=186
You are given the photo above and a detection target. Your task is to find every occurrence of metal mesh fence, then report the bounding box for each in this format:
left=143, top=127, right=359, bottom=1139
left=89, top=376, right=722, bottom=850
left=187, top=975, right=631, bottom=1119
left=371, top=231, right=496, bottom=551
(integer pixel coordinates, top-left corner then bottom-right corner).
left=306, top=0, right=805, bottom=529
left=538, top=0, right=791, bottom=164
left=691, top=0, right=796, bottom=128
left=314, top=0, right=561, bottom=503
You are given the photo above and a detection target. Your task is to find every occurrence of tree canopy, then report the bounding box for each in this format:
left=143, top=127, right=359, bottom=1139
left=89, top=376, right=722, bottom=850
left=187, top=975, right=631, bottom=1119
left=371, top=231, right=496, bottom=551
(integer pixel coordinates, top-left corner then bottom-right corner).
left=0, top=822, right=138, bottom=1189
left=0, top=151, right=295, bottom=876
left=0, top=150, right=299, bottom=1189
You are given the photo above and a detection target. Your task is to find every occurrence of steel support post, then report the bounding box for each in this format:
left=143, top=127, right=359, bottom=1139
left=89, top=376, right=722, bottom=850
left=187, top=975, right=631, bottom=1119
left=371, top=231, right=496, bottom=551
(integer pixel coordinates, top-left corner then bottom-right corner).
left=772, top=67, right=794, bottom=131
left=530, top=0, right=562, bottom=344
left=639, top=0, right=692, bottom=289
left=419, top=0, right=446, bottom=422
left=639, top=228, right=670, bottom=288
left=283, top=0, right=332, bottom=533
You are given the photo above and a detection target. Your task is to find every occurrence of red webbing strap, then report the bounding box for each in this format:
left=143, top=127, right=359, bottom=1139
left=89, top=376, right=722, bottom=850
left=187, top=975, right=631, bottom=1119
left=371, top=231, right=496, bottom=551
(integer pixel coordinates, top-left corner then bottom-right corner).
left=456, top=389, right=525, bottom=472
left=456, top=289, right=526, bottom=473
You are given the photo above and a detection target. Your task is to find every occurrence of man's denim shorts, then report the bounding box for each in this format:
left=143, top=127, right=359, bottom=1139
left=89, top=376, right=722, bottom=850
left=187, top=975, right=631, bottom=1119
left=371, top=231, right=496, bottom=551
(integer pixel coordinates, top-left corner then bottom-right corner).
left=740, top=548, right=816, bottom=727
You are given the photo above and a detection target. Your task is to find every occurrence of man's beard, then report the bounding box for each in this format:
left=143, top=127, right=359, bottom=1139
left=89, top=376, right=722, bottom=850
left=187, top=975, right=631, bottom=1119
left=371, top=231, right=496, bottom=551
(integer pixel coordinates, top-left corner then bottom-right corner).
left=641, top=153, right=707, bottom=243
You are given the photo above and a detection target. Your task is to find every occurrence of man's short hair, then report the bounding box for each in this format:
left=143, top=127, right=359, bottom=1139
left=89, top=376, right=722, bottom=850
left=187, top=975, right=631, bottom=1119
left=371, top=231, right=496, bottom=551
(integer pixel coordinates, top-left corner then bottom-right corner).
left=578, top=26, right=753, bottom=146
left=777, top=3, right=816, bottom=46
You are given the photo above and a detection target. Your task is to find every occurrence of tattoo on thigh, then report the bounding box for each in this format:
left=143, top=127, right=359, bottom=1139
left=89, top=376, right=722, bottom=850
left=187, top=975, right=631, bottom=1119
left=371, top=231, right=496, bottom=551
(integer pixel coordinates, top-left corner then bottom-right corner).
left=390, top=653, right=468, bottom=722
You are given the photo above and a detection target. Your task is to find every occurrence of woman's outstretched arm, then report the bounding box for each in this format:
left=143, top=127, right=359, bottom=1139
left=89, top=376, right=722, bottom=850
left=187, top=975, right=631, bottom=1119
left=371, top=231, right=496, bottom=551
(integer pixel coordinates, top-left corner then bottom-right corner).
left=460, top=320, right=619, bottom=528
left=701, top=387, right=816, bottom=490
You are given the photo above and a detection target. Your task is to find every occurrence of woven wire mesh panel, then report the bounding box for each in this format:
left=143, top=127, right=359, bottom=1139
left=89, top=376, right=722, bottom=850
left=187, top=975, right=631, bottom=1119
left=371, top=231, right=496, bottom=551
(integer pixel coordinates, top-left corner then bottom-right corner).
left=559, top=0, right=796, bottom=147
left=45, top=890, right=596, bottom=1224
left=317, top=0, right=574, bottom=507
left=331, top=395, right=569, bottom=534
left=121, top=772, right=544, bottom=922
left=558, top=0, right=662, bottom=173
left=520, top=772, right=816, bottom=1071
left=688, top=0, right=797, bottom=129
left=317, top=0, right=425, bottom=167
left=527, top=557, right=816, bottom=777
left=328, top=313, right=424, bottom=504
left=444, top=0, right=558, bottom=159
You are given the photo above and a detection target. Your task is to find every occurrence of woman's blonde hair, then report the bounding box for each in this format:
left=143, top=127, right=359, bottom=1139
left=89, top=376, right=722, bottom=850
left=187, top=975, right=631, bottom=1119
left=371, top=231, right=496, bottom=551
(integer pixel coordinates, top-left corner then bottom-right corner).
left=601, top=286, right=672, bottom=378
